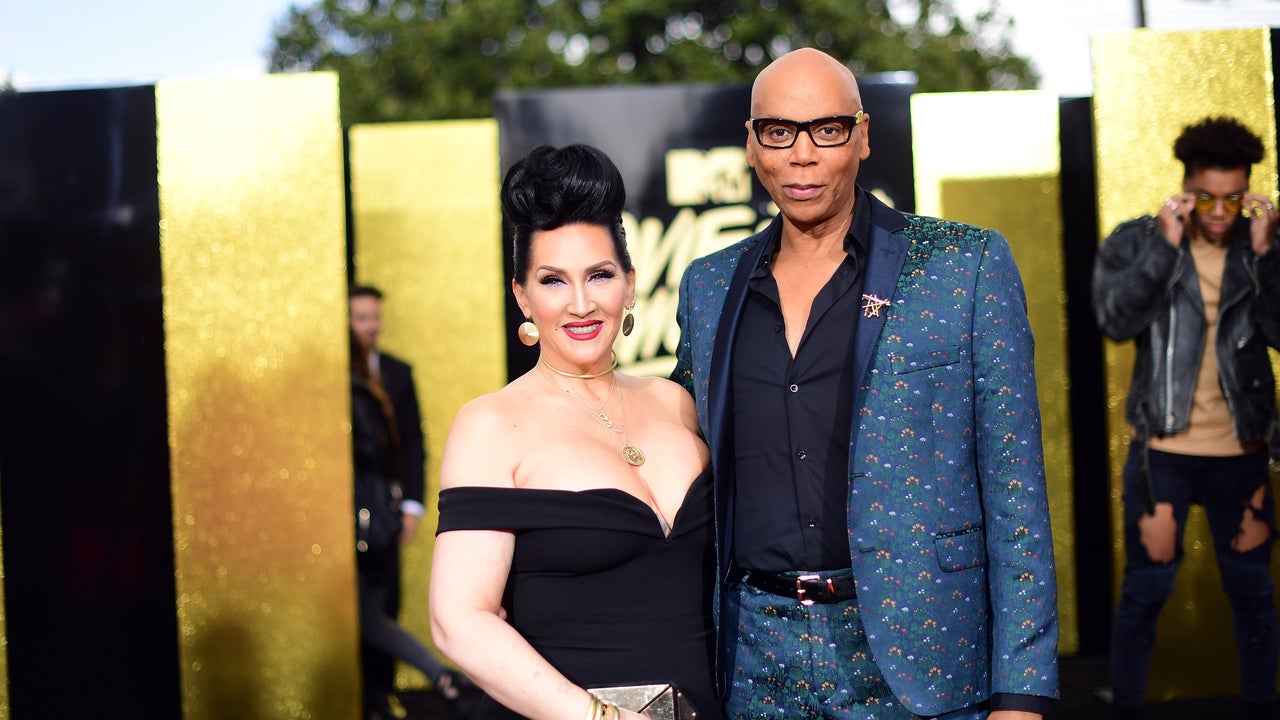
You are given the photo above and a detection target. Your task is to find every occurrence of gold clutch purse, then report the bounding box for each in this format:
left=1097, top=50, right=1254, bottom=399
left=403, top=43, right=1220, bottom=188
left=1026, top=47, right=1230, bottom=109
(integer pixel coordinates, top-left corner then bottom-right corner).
left=588, top=683, right=699, bottom=720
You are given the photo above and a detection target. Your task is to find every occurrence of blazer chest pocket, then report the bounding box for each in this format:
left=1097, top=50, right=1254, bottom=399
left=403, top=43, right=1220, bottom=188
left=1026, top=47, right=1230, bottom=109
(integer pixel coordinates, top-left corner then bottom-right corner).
left=889, top=345, right=967, bottom=375
left=934, top=525, right=985, bottom=572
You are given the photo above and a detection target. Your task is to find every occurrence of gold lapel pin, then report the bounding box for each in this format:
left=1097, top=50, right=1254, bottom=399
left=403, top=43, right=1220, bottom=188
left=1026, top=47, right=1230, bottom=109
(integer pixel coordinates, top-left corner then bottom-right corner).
left=861, top=294, right=891, bottom=318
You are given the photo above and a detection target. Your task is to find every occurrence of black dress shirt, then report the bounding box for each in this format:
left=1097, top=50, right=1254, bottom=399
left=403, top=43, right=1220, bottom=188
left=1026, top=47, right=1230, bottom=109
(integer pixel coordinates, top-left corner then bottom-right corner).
left=730, top=188, right=872, bottom=572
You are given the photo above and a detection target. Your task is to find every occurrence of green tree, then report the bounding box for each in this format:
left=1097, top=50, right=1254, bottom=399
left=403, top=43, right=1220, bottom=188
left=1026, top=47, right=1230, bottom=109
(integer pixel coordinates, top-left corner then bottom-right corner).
left=269, top=0, right=1037, bottom=125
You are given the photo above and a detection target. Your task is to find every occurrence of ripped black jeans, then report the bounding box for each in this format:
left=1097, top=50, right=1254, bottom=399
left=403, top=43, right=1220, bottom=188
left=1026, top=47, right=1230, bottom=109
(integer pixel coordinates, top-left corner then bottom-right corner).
left=1111, top=444, right=1277, bottom=708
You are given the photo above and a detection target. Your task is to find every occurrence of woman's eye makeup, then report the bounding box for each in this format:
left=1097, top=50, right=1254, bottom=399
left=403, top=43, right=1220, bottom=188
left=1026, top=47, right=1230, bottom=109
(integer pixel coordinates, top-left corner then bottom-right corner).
left=537, top=268, right=616, bottom=285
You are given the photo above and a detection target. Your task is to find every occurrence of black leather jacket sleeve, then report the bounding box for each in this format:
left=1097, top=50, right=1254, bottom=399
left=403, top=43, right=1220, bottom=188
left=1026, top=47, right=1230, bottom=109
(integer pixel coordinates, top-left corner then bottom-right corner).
left=1246, top=241, right=1280, bottom=351
left=1092, top=216, right=1187, bottom=342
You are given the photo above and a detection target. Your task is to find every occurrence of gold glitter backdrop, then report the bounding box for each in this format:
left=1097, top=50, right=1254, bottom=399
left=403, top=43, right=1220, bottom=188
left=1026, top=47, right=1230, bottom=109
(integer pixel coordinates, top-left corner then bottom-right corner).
left=157, top=72, right=360, bottom=719
left=347, top=119, right=507, bottom=690
left=910, top=90, right=1079, bottom=656
left=1092, top=27, right=1278, bottom=701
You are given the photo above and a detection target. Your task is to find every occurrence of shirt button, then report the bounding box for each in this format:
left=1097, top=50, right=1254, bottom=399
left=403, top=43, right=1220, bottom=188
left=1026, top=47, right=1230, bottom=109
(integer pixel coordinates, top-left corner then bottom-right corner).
left=796, top=449, right=807, bottom=460
left=789, top=384, right=799, bottom=393
left=774, top=324, right=782, bottom=333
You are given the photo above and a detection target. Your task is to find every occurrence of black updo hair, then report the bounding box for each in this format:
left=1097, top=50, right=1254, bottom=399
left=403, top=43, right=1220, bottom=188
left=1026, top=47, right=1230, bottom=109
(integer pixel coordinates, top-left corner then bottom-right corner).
left=501, top=143, right=632, bottom=287
left=1174, top=116, right=1265, bottom=179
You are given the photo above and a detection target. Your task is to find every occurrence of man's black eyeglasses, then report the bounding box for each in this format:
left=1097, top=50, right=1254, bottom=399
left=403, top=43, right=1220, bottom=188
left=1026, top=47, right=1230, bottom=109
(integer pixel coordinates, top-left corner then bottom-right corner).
left=750, top=111, right=867, bottom=149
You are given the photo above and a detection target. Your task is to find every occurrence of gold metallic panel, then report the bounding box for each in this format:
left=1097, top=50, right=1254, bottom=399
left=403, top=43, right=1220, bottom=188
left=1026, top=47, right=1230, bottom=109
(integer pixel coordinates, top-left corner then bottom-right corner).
left=1092, top=27, right=1278, bottom=700
left=911, top=91, right=1079, bottom=656
left=347, top=119, right=506, bottom=689
left=157, top=73, right=359, bottom=719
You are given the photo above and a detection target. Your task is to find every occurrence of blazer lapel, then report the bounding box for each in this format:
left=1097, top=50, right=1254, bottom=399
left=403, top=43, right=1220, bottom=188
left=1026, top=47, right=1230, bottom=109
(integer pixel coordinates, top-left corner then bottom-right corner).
left=707, top=216, right=778, bottom=576
left=851, top=218, right=910, bottom=391
left=707, top=217, right=777, bottom=453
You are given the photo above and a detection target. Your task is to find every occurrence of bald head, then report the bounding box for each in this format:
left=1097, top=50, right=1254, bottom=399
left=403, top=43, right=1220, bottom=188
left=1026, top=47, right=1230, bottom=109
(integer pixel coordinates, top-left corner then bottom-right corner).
left=750, top=48, right=861, bottom=118
left=744, top=47, right=870, bottom=239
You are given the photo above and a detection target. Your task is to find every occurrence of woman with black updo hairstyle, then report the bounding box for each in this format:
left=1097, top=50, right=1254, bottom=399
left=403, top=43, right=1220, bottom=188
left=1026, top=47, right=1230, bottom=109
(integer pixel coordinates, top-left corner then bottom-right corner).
left=430, top=144, right=719, bottom=720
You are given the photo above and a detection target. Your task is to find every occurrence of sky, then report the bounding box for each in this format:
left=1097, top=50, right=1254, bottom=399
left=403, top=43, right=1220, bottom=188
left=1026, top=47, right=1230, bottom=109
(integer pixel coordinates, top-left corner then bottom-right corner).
left=2, top=0, right=1277, bottom=98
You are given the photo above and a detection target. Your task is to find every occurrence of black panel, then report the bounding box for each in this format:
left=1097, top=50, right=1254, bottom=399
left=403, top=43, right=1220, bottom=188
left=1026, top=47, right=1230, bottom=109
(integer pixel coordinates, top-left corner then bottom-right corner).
left=1274, top=29, right=1280, bottom=169
left=0, top=86, right=181, bottom=716
left=343, top=127, right=357, bottom=288
left=493, top=76, right=917, bottom=381
left=1059, top=96, right=1112, bottom=656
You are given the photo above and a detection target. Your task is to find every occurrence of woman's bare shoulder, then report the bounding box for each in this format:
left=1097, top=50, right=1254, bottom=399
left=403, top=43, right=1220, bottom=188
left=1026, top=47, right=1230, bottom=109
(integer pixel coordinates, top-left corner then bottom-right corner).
left=441, top=382, right=535, bottom=490
left=622, top=373, right=699, bottom=427
left=624, top=373, right=693, bottom=404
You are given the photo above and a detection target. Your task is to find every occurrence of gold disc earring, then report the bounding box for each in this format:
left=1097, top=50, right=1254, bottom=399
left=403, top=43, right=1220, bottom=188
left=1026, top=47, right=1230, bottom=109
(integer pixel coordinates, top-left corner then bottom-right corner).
left=518, top=319, right=539, bottom=346
left=621, top=299, right=636, bottom=337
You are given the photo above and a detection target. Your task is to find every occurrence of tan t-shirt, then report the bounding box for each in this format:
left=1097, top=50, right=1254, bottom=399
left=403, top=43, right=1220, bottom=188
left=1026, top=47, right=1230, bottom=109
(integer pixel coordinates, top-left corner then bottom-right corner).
left=1149, top=237, right=1250, bottom=456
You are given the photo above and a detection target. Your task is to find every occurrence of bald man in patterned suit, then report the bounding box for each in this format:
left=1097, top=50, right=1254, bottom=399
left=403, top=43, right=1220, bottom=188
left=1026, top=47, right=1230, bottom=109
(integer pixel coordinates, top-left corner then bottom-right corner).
left=672, top=48, right=1058, bottom=719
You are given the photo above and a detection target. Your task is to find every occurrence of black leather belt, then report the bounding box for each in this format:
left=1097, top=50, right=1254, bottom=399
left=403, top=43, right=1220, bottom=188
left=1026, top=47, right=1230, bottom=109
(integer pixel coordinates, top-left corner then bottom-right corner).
left=742, top=570, right=857, bottom=605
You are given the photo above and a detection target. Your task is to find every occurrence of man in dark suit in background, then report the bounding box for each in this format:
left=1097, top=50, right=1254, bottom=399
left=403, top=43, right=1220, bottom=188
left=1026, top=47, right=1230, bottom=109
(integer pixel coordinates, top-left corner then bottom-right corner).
left=349, top=284, right=428, bottom=715
left=350, top=284, right=427, bottom=536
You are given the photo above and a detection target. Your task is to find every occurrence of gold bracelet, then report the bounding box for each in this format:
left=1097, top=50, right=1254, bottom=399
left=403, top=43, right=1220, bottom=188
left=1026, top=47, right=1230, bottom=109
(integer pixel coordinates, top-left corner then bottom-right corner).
left=583, top=695, right=604, bottom=720
left=603, top=701, right=619, bottom=720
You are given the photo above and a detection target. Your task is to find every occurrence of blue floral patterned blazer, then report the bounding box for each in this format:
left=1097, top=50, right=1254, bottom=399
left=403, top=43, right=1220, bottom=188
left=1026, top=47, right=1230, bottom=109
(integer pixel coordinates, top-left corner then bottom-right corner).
left=671, top=192, right=1059, bottom=716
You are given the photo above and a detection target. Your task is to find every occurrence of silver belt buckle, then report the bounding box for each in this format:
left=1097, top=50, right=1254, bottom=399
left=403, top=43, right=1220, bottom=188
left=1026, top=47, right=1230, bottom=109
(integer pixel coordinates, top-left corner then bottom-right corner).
left=796, top=573, right=820, bottom=606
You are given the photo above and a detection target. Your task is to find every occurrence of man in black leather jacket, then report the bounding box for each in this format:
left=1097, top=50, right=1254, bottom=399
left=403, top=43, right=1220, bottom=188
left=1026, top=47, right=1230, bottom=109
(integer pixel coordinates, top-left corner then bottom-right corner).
left=1093, top=116, right=1280, bottom=719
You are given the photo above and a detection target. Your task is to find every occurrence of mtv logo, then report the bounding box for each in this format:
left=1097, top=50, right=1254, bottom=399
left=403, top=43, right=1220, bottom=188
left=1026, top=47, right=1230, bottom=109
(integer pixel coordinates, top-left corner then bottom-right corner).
left=665, top=147, right=751, bottom=207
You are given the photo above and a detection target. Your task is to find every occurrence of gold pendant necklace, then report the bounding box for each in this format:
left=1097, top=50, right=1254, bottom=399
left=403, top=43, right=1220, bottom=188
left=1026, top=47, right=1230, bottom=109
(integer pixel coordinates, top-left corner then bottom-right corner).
left=616, top=384, right=646, bottom=466
left=538, top=366, right=645, bottom=466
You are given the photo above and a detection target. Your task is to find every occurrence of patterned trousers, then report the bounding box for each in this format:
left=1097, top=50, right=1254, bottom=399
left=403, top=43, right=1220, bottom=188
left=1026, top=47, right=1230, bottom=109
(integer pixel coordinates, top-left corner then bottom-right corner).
left=724, top=577, right=987, bottom=720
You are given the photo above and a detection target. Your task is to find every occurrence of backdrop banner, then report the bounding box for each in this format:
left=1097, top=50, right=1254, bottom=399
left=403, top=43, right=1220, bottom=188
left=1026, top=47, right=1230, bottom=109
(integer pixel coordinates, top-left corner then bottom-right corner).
left=494, top=75, right=918, bottom=380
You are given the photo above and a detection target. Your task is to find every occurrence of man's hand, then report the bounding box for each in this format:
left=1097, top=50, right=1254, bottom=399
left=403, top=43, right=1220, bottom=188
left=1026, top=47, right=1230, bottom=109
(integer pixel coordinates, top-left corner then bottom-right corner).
left=399, top=513, right=420, bottom=545
left=1158, top=193, right=1191, bottom=247
left=1243, top=192, right=1278, bottom=255
left=988, top=712, right=1041, bottom=720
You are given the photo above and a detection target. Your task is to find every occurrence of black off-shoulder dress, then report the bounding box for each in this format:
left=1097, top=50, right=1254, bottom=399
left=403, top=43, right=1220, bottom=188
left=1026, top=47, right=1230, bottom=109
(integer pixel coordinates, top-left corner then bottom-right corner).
left=435, top=469, right=721, bottom=719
